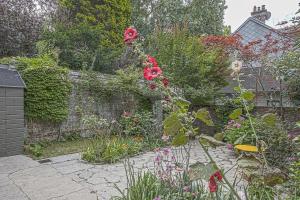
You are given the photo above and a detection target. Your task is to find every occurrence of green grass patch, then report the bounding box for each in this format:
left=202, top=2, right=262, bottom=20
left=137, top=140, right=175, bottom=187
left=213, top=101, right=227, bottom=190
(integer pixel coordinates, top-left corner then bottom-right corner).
left=24, top=138, right=93, bottom=159
left=25, top=136, right=165, bottom=162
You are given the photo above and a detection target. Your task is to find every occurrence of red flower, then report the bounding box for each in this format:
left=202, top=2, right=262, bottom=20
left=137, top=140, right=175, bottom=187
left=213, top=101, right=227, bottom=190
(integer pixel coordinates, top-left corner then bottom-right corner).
left=149, top=83, right=157, bottom=90
left=124, top=27, right=138, bottom=44
left=146, top=55, right=159, bottom=68
left=208, top=171, right=223, bottom=193
left=214, top=171, right=223, bottom=181
left=162, top=77, right=169, bottom=87
left=209, top=177, right=218, bottom=192
left=143, top=66, right=162, bottom=81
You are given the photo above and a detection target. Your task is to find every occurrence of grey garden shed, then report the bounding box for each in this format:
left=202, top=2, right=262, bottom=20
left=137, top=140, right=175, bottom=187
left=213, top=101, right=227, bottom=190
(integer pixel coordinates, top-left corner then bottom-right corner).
left=0, top=64, right=26, bottom=157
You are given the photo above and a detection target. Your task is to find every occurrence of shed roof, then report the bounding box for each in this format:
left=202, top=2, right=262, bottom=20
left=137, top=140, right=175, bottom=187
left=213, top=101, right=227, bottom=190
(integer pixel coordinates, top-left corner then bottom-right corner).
left=0, top=64, right=26, bottom=88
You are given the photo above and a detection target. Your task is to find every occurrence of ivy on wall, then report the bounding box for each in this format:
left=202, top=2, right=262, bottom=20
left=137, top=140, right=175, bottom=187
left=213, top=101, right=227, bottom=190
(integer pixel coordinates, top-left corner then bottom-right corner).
left=79, top=67, right=155, bottom=112
left=0, top=56, right=72, bottom=123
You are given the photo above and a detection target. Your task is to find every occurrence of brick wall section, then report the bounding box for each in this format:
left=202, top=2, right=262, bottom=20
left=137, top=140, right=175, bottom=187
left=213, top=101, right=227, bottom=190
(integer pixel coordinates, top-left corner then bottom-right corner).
left=0, top=87, right=25, bottom=157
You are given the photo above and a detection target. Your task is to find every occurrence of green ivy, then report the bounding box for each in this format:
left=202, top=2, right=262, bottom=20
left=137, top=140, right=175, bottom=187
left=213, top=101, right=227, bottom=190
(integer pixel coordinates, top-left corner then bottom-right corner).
left=0, top=56, right=72, bottom=123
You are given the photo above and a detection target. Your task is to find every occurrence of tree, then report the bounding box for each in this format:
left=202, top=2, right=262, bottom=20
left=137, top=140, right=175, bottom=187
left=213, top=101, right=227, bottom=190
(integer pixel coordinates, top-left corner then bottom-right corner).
left=41, top=0, right=132, bottom=72
left=186, top=0, right=226, bottom=35
left=131, top=0, right=226, bottom=37
left=0, top=0, right=55, bottom=57
left=147, top=28, right=230, bottom=104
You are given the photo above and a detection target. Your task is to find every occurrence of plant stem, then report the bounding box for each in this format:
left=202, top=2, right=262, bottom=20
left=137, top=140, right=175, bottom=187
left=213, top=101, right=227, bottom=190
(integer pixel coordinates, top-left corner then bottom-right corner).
left=199, top=141, right=242, bottom=200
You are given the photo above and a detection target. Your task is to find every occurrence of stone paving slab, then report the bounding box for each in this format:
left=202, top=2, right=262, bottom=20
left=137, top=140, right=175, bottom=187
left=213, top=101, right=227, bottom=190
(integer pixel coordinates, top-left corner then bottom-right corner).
left=0, top=142, right=242, bottom=200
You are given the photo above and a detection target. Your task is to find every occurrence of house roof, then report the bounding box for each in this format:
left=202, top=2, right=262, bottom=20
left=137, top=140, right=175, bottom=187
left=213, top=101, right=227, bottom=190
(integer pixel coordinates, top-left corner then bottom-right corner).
left=233, top=17, right=282, bottom=44
left=0, top=64, right=26, bottom=88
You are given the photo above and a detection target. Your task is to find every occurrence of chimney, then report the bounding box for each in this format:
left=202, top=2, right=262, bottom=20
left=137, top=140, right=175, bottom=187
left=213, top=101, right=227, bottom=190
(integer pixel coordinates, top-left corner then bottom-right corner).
left=251, top=5, right=271, bottom=23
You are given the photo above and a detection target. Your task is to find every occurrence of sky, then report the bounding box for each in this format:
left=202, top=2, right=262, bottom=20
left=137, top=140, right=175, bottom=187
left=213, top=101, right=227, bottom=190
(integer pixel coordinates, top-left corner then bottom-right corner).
left=224, top=0, right=299, bottom=31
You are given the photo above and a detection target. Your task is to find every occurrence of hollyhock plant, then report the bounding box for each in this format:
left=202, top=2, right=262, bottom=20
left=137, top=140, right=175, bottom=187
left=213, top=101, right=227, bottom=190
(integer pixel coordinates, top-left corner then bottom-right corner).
left=124, top=27, right=138, bottom=44
left=209, top=171, right=223, bottom=192
left=146, top=55, right=159, bottom=68
left=143, top=66, right=162, bottom=80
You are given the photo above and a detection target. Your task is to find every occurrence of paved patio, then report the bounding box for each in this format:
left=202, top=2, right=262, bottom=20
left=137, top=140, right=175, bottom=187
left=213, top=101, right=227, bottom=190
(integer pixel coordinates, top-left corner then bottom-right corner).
left=0, top=142, right=240, bottom=200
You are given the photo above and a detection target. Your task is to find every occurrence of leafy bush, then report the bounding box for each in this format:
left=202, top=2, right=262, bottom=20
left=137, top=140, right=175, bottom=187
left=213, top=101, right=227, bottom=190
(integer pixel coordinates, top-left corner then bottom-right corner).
left=119, top=111, right=156, bottom=137
left=26, top=144, right=43, bottom=158
left=146, top=28, right=230, bottom=104
left=224, top=119, right=256, bottom=145
left=0, top=56, right=71, bottom=123
left=82, top=137, right=142, bottom=163
left=224, top=115, right=296, bottom=169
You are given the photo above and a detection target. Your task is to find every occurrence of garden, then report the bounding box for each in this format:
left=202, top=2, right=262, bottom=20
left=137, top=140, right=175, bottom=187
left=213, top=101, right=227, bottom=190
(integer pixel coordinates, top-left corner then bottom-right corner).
left=1, top=0, right=300, bottom=199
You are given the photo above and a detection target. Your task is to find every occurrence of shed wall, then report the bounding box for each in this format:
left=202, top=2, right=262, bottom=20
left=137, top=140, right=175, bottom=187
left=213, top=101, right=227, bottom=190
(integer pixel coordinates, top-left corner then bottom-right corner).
left=0, top=87, right=25, bottom=157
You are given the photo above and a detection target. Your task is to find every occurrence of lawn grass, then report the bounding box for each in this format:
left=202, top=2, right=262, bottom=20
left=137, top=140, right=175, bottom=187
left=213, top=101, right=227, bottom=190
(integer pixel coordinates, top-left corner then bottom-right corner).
left=25, top=138, right=94, bottom=159
left=25, top=136, right=165, bottom=160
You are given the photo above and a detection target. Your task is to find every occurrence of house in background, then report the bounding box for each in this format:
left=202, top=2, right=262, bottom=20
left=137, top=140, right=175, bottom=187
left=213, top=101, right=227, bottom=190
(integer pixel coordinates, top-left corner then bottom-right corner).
left=221, top=5, right=299, bottom=121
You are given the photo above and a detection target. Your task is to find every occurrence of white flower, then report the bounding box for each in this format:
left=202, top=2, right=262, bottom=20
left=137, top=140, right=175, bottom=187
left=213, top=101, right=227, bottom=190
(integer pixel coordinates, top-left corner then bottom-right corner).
left=231, top=60, right=243, bottom=77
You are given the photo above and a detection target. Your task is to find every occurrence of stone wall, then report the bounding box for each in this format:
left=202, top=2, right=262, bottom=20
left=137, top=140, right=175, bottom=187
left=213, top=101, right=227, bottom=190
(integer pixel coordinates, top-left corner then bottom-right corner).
left=26, top=72, right=155, bottom=142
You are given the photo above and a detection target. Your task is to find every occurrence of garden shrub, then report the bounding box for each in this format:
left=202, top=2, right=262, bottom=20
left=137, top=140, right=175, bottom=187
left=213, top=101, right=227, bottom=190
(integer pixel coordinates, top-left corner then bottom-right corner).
left=224, top=116, right=296, bottom=169
left=119, top=111, right=156, bottom=137
left=146, top=28, right=230, bottom=105
left=82, top=137, right=142, bottom=163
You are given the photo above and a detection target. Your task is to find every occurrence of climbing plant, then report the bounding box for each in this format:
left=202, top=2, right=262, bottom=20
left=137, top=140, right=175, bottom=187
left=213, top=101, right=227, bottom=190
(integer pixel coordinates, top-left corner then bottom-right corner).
left=0, top=56, right=72, bottom=123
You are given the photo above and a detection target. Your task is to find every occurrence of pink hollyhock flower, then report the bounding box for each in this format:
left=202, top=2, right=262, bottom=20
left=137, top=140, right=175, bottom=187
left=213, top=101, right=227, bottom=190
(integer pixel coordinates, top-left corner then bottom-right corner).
left=124, top=27, right=138, bottom=44
left=146, top=55, right=159, bottom=68
left=153, top=197, right=161, bottom=200
left=143, top=66, right=162, bottom=80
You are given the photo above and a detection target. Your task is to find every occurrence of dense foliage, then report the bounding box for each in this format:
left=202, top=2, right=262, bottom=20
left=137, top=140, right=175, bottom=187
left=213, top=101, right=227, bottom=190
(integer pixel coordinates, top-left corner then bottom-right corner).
left=131, top=0, right=226, bottom=36
left=0, top=0, right=54, bottom=57
left=40, top=0, right=131, bottom=72
left=147, top=29, right=230, bottom=104
left=0, top=56, right=71, bottom=123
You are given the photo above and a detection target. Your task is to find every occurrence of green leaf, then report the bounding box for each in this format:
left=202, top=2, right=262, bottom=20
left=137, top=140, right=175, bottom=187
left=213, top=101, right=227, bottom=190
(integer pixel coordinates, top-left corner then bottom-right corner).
left=175, top=98, right=191, bottom=112
left=199, top=135, right=225, bottom=147
left=234, top=86, right=241, bottom=92
left=195, top=108, right=214, bottom=126
left=241, top=91, right=255, bottom=101
left=172, top=132, right=188, bottom=147
left=229, top=108, right=243, bottom=120
left=296, top=121, right=300, bottom=128
left=189, top=162, right=218, bottom=180
left=163, top=112, right=183, bottom=136
left=262, top=113, right=277, bottom=127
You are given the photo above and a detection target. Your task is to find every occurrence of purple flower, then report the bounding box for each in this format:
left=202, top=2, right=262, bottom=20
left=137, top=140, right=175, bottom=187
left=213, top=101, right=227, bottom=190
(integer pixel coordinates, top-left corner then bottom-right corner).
left=171, top=155, right=176, bottom=161
left=153, top=197, right=161, bottom=200
left=235, top=123, right=241, bottom=128
left=154, top=155, right=162, bottom=164
left=227, top=144, right=233, bottom=150
left=163, top=148, right=171, bottom=156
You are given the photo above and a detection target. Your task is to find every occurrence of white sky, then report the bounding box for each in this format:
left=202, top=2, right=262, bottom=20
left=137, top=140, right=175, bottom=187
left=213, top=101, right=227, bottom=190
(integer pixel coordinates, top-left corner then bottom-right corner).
left=224, top=0, right=299, bottom=31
